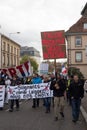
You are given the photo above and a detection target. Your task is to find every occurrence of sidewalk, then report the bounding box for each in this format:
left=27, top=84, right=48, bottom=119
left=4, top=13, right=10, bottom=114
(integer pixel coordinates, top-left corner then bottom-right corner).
left=80, top=92, right=87, bottom=123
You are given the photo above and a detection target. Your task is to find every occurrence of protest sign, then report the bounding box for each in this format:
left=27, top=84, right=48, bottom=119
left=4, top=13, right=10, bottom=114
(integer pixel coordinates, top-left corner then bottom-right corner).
left=41, top=30, right=66, bottom=59
left=40, top=63, right=49, bottom=75
left=7, top=83, right=53, bottom=99
left=0, top=85, right=5, bottom=108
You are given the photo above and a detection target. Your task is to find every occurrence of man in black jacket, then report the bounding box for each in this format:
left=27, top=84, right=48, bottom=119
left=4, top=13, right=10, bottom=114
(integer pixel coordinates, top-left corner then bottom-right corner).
left=69, top=75, right=84, bottom=123
left=50, top=76, right=66, bottom=121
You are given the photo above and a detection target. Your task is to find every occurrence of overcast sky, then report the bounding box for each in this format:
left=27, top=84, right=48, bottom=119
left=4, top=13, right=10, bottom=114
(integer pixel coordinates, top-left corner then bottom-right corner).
left=0, top=0, right=87, bottom=61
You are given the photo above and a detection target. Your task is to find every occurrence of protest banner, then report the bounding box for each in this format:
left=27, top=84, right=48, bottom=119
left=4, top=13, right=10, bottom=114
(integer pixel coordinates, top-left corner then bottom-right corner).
left=7, top=83, right=53, bottom=99
left=0, top=85, right=5, bottom=108
left=41, top=30, right=66, bottom=59
left=40, top=63, right=49, bottom=75
left=0, top=61, right=32, bottom=78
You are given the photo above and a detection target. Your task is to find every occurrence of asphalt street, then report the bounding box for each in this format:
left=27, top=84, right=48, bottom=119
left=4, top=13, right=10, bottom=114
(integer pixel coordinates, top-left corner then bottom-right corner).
left=0, top=100, right=87, bottom=130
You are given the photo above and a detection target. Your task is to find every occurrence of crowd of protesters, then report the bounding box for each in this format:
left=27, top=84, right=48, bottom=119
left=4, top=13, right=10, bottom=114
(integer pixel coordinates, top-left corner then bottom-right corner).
left=0, top=71, right=86, bottom=123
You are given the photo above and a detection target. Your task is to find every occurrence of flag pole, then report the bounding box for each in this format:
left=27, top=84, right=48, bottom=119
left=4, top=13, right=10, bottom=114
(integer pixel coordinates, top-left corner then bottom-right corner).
left=54, top=59, right=57, bottom=81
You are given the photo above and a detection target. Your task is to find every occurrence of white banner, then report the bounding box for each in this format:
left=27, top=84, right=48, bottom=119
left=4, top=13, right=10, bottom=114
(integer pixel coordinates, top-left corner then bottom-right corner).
left=7, top=83, right=53, bottom=99
left=0, top=85, right=5, bottom=108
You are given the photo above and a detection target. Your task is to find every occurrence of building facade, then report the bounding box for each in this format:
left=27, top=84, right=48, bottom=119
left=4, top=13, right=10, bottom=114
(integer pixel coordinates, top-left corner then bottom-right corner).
left=20, top=46, right=41, bottom=66
left=0, top=34, right=20, bottom=68
left=66, top=3, right=87, bottom=79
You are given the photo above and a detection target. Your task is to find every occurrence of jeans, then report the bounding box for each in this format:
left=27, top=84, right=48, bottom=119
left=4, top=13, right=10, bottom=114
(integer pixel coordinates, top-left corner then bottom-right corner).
left=33, top=98, right=39, bottom=107
left=44, top=97, right=51, bottom=111
left=10, top=99, right=19, bottom=110
left=71, top=98, right=81, bottom=121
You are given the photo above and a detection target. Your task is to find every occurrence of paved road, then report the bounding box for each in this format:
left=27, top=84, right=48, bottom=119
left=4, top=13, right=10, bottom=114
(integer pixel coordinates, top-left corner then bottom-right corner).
left=0, top=100, right=87, bottom=130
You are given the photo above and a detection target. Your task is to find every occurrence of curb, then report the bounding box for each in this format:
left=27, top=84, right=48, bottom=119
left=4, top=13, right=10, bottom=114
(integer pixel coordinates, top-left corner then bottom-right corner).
left=80, top=106, right=87, bottom=123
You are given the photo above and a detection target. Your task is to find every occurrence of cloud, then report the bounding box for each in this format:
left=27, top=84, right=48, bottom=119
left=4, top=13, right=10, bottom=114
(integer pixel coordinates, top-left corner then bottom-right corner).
left=0, top=0, right=87, bottom=59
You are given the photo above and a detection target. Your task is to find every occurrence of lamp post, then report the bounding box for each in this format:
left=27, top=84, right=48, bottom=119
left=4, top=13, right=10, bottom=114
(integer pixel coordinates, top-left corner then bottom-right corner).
left=9, top=32, right=20, bottom=39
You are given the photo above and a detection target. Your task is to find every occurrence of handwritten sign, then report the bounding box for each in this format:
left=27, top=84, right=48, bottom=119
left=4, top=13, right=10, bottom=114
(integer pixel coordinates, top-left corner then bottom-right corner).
left=7, top=83, right=53, bottom=99
left=41, top=30, right=66, bottom=59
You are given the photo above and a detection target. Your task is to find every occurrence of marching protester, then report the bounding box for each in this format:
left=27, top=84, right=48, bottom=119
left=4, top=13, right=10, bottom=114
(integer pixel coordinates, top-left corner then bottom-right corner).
left=0, top=76, right=5, bottom=85
left=69, top=74, right=84, bottom=123
left=50, top=73, right=56, bottom=107
left=66, top=75, right=73, bottom=105
left=32, top=73, right=42, bottom=108
left=5, top=76, right=11, bottom=104
left=9, top=76, right=20, bottom=112
left=50, top=75, right=66, bottom=121
left=43, top=75, right=51, bottom=113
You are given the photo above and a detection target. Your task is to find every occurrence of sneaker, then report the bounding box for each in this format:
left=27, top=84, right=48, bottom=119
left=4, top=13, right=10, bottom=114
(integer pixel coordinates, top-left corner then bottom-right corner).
left=60, top=112, right=64, bottom=118
left=0, top=107, right=3, bottom=110
left=32, top=105, right=36, bottom=108
left=45, top=108, right=50, bottom=113
left=72, top=119, right=77, bottom=123
left=9, top=109, right=13, bottom=112
left=54, top=117, right=58, bottom=121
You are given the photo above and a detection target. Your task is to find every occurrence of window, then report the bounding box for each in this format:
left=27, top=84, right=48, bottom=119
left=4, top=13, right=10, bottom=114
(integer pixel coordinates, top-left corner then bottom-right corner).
left=75, top=36, right=82, bottom=46
left=2, top=53, right=5, bottom=65
left=7, top=44, right=10, bottom=52
left=14, top=56, right=16, bottom=66
left=17, top=57, right=19, bottom=65
left=14, top=47, right=16, bottom=54
left=75, top=52, right=82, bottom=62
left=7, top=54, right=9, bottom=66
left=11, top=46, right=13, bottom=53
left=11, top=55, right=13, bottom=66
left=17, top=49, right=19, bottom=56
left=29, top=51, right=34, bottom=56
left=2, top=42, right=6, bottom=51
left=84, top=23, right=87, bottom=29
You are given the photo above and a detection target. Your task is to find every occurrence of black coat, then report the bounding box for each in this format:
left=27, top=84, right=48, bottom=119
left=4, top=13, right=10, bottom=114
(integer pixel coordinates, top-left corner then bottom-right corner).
left=50, top=79, right=66, bottom=97
left=69, top=80, right=84, bottom=99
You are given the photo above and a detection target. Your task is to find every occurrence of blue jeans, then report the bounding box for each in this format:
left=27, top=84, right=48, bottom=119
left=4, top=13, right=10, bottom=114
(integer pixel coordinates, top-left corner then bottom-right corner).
left=71, top=98, right=81, bottom=121
left=44, top=97, right=51, bottom=111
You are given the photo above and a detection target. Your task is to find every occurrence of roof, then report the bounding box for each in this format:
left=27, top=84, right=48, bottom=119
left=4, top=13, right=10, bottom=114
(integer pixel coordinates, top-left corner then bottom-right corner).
left=66, top=16, right=87, bottom=34
left=81, top=3, right=87, bottom=15
left=0, top=33, right=21, bottom=47
left=21, top=46, right=39, bottom=52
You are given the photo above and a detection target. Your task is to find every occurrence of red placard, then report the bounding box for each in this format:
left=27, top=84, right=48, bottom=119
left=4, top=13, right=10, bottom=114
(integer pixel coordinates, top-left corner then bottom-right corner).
left=41, top=30, right=66, bottom=59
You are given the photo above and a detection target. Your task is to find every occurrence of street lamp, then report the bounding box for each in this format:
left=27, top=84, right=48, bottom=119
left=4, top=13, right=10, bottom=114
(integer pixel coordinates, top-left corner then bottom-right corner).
left=9, top=32, right=20, bottom=35
left=9, top=32, right=20, bottom=38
